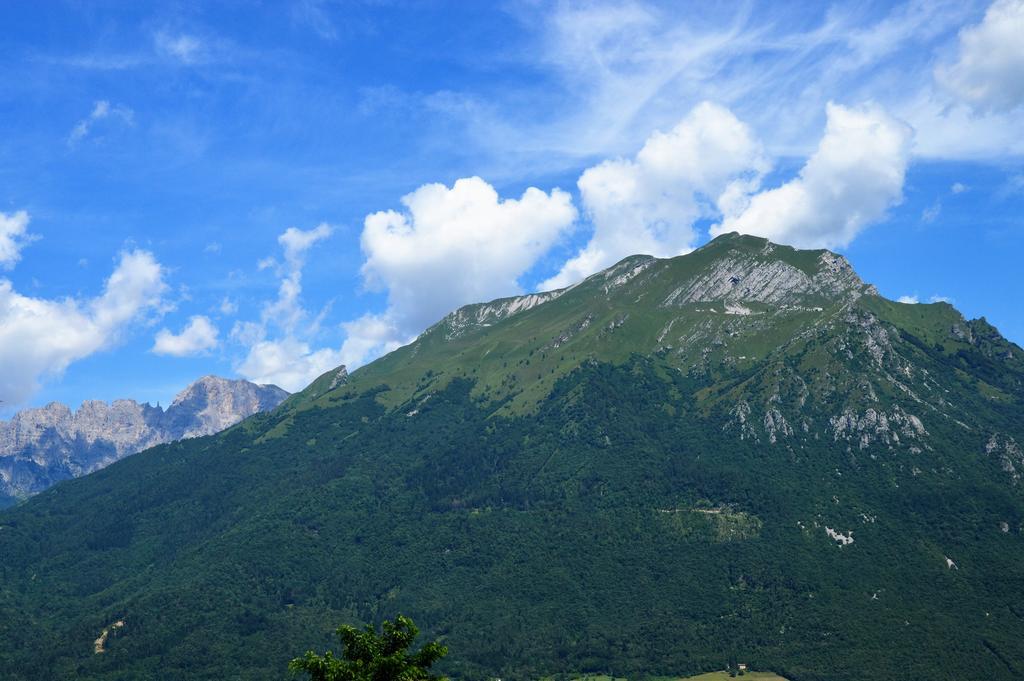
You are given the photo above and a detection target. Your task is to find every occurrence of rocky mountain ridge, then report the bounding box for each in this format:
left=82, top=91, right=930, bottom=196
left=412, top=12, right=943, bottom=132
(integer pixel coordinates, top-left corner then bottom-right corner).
left=0, top=375, right=288, bottom=502
left=1, top=233, right=1022, bottom=680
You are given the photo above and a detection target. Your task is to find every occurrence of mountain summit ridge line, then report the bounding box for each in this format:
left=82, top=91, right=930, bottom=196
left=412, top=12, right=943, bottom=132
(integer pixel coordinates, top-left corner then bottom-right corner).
left=0, top=375, right=289, bottom=503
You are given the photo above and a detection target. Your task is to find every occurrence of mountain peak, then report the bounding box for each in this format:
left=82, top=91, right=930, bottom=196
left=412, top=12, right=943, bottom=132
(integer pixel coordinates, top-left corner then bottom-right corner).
left=3, top=239, right=1023, bottom=681
left=666, top=234, right=875, bottom=305
left=0, top=376, right=289, bottom=501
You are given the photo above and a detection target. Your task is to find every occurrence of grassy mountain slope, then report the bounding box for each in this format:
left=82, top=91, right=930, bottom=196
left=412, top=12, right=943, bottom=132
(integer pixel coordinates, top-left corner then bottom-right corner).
left=1, top=234, right=1022, bottom=681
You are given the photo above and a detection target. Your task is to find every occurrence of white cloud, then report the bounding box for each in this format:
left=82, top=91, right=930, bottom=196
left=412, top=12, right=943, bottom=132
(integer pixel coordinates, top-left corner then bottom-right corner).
left=712, top=102, right=912, bottom=249
left=338, top=313, right=404, bottom=370
left=219, top=297, right=238, bottom=315
left=895, top=88, right=1024, bottom=159
left=1003, top=174, right=1024, bottom=196
left=292, top=0, right=338, bottom=40
left=279, top=223, right=332, bottom=270
left=265, top=223, right=332, bottom=333
left=0, top=249, right=167, bottom=405
left=68, top=99, right=134, bottom=146
left=921, top=201, right=942, bottom=223
left=951, top=182, right=968, bottom=194
left=152, top=315, right=219, bottom=357
left=544, top=101, right=767, bottom=289
left=937, top=0, right=1024, bottom=113
left=235, top=337, right=342, bottom=390
left=425, top=0, right=995, bottom=178
left=897, top=294, right=952, bottom=305
left=155, top=32, right=204, bottom=64
left=232, top=224, right=341, bottom=391
left=360, top=177, right=577, bottom=336
left=0, top=211, right=35, bottom=270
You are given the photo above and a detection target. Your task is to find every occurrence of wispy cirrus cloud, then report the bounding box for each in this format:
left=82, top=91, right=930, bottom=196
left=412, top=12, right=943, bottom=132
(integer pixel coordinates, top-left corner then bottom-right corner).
left=68, top=100, right=134, bottom=146
left=154, top=31, right=205, bottom=64
left=418, top=0, right=1021, bottom=172
left=232, top=224, right=342, bottom=391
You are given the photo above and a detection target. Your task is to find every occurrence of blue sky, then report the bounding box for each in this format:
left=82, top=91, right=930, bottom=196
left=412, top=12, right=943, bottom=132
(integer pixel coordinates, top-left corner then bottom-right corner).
left=1, top=0, right=1022, bottom=412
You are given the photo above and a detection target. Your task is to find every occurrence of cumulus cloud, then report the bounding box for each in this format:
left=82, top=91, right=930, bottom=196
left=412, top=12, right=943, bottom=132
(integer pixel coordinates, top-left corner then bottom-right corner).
left=232, top=224, right=340, bottom=391
left=357, top=176, right=576, bottom=350
left=0, top=249, right=167, bottom=405
left=68, top=100, right=134, bottom=146
left=152, top=315, right=219, bottom=357
left=937, top=0, right=1024, bottom=112
left=0, top=211, right=35, bottom=270
left=712, top=102, right=912, bottom=249
left=236, top=337, right=342, bottom=391
left=338, top=313, right=404, bottom=370
left=543, top=102, right=767, bottom=289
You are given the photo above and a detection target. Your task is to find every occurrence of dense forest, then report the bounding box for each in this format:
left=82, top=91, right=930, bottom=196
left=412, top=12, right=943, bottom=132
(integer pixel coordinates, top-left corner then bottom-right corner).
left=0, top=355, right=1021, bottom=680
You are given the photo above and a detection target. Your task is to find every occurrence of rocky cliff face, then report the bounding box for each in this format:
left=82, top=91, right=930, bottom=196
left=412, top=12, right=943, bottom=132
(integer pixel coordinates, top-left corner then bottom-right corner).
left=0, top=376, right=288, bottom=501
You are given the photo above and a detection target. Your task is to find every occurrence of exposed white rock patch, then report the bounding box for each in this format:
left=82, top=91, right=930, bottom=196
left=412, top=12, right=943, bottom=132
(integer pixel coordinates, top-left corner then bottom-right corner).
left=94, top=619, right=125, bottom=654
left=985, top=434, right=1024, bottom=483
left=600, top=256, right=656, bottom=293
left=434, top=290, right=565, bottom=340
left=725, top=303, right=753, bottom=316
left=547, top=313, right=593, bottom=350
left=825, top=527, right=854, bottom=546
left=603, top=314, right=629, bottom=333
left=328, top=366, right=348, bottom=391
left=656, top=318, right=678, bottom=345
left=830, top=406, right=927, bottom=450
left=661, top=251, right=868, bottom=309
left=763, top=408, right=793, bottom=444
left=728, top=401, right=760, bottom=441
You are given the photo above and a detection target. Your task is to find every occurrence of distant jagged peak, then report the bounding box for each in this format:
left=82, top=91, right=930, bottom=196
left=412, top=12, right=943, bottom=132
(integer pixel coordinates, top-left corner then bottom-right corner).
left=165, top=375, right=290, bottom=439
left=0, top=375, right=290, bottom=499
left=169, top=374, right=288, bottom=410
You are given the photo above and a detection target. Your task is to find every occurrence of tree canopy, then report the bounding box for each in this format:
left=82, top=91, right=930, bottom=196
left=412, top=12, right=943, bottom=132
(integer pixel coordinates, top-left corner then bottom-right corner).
left=289, top=615, right=448, bottom=681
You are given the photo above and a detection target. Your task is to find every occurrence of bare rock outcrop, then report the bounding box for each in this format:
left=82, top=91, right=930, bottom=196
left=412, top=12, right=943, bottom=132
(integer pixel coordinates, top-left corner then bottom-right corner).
left=0, top=376, right=288, bottom=501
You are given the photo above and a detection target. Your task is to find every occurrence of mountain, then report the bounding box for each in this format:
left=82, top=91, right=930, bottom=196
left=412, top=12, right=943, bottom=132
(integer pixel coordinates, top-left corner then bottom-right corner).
left=1, top=233, right=1022, bottom=680
left=0, top=376, right=289, bottom=504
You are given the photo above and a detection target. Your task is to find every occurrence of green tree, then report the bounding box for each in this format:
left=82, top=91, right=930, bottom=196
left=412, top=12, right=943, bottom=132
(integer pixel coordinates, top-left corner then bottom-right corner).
left=289, top=615, right=448, bottom=681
